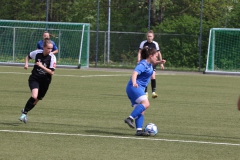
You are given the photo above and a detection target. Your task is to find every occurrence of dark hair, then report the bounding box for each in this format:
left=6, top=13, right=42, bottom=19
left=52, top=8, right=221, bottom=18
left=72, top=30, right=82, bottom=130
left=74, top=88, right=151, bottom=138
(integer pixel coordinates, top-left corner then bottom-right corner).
left=141, top=46, right=157, bottom=59
left=43, top=38, right=52, bottom=47
left=43, top=31, right=56, bottom=38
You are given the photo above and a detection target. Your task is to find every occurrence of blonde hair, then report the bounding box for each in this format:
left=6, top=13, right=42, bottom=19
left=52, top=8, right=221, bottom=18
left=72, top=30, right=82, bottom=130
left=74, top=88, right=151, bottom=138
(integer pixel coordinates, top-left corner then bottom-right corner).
left=146, top=30, right=154, bottom=36
left=43, top=38, right=52, bottom=47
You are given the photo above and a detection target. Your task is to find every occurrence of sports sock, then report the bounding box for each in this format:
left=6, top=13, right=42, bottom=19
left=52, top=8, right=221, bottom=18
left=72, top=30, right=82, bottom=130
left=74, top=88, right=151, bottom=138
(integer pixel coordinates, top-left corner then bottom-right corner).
left=151, top=79, right=156, bottom=92
left=130, top=104, right=146, bottom=119
left=135, top=114, right=144, bottom=130
left=23, top=97, right=36, bottom=114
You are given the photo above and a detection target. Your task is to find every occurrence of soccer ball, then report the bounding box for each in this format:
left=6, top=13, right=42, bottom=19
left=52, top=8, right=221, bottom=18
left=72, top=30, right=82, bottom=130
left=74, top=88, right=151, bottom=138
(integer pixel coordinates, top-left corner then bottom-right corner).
left=144, top=123, right=158, bottom=136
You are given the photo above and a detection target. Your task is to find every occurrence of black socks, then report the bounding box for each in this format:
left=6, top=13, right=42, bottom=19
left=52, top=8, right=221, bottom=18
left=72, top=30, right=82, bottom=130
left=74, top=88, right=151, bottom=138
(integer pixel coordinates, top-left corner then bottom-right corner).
left=23, top=97, right=36, bottom=114
left=151, top=79, right=156, bottom=92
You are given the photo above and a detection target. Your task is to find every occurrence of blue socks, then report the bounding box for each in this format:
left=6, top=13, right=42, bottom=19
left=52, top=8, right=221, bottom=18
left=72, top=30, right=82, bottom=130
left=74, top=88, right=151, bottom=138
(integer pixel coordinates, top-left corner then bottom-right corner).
left=130, top=104, right=146, bottom=119
left=135, top=114, right=144, bottom=129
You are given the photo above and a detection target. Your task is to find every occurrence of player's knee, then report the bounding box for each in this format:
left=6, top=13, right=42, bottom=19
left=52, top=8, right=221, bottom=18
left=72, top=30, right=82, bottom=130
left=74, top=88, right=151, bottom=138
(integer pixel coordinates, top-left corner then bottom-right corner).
left=141, top=100, right=150, bottom=109
left=32, top=95, right=38, bottom=100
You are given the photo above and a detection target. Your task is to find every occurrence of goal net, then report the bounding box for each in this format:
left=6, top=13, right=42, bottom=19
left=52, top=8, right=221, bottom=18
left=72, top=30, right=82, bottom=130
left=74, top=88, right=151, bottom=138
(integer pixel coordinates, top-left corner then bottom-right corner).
left=0, top=20, right=90, bottom=68
left=205, top=28, right=240, bottom=75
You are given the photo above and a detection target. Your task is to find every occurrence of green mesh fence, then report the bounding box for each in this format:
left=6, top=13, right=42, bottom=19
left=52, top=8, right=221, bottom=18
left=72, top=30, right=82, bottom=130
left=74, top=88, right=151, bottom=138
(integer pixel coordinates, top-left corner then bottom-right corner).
left=0, top=20, right=90, bottom=68
left=206, top=28, right=240, bottom=74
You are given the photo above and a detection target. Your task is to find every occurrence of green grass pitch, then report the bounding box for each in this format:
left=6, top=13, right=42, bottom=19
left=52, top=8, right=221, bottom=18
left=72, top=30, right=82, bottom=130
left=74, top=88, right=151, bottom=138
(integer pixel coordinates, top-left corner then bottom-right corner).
left=1, top=66, right=240, bottom=160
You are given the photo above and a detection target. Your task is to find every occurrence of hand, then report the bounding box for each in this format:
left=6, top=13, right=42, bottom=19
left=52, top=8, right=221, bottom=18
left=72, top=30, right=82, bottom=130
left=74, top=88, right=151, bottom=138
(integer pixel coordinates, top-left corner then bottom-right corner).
left=36, top=60, right=43, bottom=67
left=24, top=65, right=28, bottom=70
left=133, top=83, right=138, bottom=88
left=161, top=59, right=166, bottom=64
left=160, top=60, right=166, bottom=70
left=160, top=64, right=164, bottom=70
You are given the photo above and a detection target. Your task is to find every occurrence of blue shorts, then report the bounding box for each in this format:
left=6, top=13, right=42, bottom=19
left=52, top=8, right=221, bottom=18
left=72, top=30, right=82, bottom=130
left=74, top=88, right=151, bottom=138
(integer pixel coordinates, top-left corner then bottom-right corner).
left=126, top=84, right=147, bottom=107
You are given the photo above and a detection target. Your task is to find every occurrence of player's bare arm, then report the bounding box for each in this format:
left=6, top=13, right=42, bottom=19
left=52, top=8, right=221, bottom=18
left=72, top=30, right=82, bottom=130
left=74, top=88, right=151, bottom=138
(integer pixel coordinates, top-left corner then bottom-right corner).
left=137, top=49, right=142, bottom=63
left=131, top=71, right=139, bottom=88
left=158, top=51, right=164, bottom=70
left=155, top=59, right=166, bottom=65
left=24, top=55, right=29, bottom=70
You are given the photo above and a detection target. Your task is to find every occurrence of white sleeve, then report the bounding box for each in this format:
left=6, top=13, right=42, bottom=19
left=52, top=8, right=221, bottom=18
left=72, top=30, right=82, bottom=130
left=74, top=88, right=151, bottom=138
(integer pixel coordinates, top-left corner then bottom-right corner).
left=29, top=49, right=43, bottom=59
left=50, top=54, right=57, bottom=69
left=139, top=40, right=146, bottom=49
left=153, top=41, right=160, bottom=51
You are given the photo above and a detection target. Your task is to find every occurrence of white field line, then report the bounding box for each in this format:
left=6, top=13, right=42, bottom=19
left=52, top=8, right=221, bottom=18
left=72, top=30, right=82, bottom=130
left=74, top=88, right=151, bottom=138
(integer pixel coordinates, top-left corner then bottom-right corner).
left=0, top=71, right=179, bottom=78
left=0, top=72, right=30, bottom=75
left=0, top=130, right=240, bottom=146
left=55, top=74, right=131, bottom=78
left=0, top=71, right=131, bottom=78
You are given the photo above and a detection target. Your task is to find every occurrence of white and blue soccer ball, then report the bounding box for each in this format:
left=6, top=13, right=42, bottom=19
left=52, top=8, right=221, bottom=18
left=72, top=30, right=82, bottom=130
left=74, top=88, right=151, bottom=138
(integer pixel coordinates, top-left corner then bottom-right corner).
left=144, top=123, right=158, bottom=136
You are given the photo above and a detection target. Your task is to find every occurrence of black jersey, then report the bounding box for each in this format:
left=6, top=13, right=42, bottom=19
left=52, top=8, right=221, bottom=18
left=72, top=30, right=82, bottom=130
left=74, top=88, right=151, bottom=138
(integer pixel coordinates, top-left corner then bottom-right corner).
left=28, top=50, right=56, bottom=82
left=139, top=40, right=160, bottom=51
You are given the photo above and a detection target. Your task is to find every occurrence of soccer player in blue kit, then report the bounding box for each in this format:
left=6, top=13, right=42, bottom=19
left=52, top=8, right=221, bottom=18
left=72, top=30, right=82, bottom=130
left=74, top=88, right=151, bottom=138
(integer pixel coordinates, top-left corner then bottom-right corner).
left=125, top=47, right=166, bottom=136
left=19, top=38, right=57, bottom=123
left=37, top=31, right=58, bottom=55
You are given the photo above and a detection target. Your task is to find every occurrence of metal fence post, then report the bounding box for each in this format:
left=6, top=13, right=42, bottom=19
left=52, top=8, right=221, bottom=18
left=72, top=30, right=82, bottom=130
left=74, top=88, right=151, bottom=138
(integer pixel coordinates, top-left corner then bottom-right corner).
left=198, top=0, right=203, bottom=71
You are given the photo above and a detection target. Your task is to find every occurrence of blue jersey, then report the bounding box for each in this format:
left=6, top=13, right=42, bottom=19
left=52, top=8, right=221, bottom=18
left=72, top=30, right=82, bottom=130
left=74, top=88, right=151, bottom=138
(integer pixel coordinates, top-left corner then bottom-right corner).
left=126, top=59, right=153, bottom=106
left=128, top=59, right=153, bottom=89
left=37, top=40, right=58, bottom=52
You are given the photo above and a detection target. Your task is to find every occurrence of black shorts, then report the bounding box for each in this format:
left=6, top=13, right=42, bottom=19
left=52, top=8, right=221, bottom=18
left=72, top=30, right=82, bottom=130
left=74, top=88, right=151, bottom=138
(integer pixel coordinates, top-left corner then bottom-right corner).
left=153, top=65, right=156, bottom=71
left=28, top=76, right=50, bottom=100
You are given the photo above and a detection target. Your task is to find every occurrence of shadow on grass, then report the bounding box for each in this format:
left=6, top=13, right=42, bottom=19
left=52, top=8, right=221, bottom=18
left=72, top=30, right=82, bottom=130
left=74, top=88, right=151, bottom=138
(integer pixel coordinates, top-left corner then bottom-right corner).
left=100, top=94, right=126, bottom=97
left=85, top=129, right=133, bottom=136
left=7, top=121, right=134, bottom=136
left=0, top=122, right=21, bottom=126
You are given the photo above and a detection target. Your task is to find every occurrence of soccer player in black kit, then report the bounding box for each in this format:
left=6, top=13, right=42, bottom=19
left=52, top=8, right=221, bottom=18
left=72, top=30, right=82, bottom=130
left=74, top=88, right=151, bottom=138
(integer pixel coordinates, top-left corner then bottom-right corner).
left=137, top=30, right=164, bottom=99
left=19, top=38, right=56, bottom=123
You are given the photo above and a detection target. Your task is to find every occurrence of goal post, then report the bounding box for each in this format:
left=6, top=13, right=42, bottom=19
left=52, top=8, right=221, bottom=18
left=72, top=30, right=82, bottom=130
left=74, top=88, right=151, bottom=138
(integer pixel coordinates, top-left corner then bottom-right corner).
left=0, top=20, right=90, bottom=68
left=205, top=28, right=240, bottom=75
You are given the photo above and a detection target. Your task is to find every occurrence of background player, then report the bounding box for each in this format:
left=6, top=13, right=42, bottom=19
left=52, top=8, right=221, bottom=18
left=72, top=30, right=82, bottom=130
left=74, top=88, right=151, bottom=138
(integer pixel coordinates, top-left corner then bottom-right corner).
left=137, top=30, right=164, bottom=99
left=37, top=31, right=58, bottom=55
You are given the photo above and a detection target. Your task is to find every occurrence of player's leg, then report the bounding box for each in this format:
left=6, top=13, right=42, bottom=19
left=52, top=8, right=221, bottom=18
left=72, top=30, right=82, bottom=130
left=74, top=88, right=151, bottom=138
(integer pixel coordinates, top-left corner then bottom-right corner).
left=19, top=80, right=39, bottom=123
left=134, top=112, right=149, bottom=136
left=125, top=102, right=150, bottom=135
left=23, top=80, right=39, bottom=113
left=151, top=66, right=158, bottom=99
left=130, top=99, right=149, bottom=119
left=124, top=84, right=149, bottom=129
left=19, top=81, right=50, bottom=123
left=23, top=88, right=39, bottom=113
